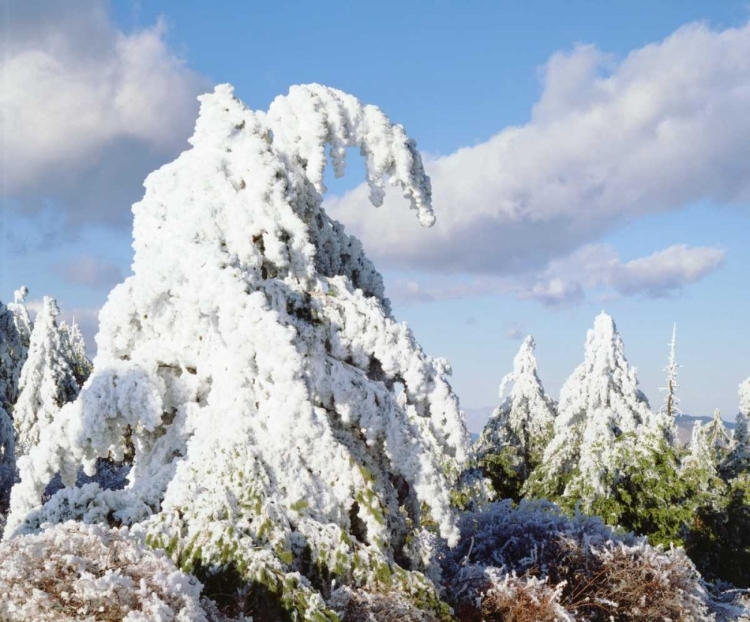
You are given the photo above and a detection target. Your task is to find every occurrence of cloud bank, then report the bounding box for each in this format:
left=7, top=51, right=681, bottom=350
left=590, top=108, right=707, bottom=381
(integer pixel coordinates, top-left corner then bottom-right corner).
left=328, top=21, right=750, bottom=290
left=1, top=1, right=208, bottom=226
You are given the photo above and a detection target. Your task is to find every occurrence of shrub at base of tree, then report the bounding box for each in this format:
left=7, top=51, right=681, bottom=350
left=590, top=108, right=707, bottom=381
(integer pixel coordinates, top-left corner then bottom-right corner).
left=440, top=500, right=749, bottom=622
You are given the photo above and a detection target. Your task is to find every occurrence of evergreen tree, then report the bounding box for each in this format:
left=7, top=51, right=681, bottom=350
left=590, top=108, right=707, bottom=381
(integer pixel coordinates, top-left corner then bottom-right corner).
left=7, top=287, right=32, bottom=351
left=704, top=408, right=731, bottom=463
left=724, top=378, right=750, bottom=478
left=475, top=336, right=557, bottom=500
left=59, top=319, right=93, bottom=387
left=5, top=84, right=469, bottom=619
left=13, top=297, right=80, bottom=457
left=0, top=294, right=29, bottom=410
left=682, top=421, right=720, bottom=492
left=659, top=323, right=681, bottom=419
left=525, top=312, right=658, bottom=507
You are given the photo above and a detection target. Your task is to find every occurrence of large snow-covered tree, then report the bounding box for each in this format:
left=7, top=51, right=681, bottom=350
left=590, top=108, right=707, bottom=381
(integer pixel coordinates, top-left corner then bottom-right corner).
left=474, top=336, right=556, bottom=500
left=525, top=312, right=676, bottom=517
left=13, top=297, right=80, bottom=457
left=5, top=84, right=470, bottom=619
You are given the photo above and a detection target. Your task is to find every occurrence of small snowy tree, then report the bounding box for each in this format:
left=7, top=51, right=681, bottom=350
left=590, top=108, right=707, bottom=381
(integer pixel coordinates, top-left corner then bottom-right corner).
left=59, top=319, right=93, bottom=387
left=13, top=297, right=80, bottom=457
left=7, top=286, right=33, bottom=350
left=682, top=421, right=720, bottom=493
left=474, top=336, right=557, bottom=500
left=704, top=408, right=731, bottom=464
left=724, top=378, right=750, bottom=478
left=0, top=293, right=29, bottom=410
left=5, top=84, right=469, bottom=619
left=659, top=323, right=681, bottom=419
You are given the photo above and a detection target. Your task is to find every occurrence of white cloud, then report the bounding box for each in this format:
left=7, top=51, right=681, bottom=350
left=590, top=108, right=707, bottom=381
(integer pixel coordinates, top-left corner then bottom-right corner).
left=327, top=21, right=750, bottom=274
left=53, top=255, right=124, bottom=289
left=1, top=1, right=208, bottom=226
left=386, top=243, right=724, bottom=308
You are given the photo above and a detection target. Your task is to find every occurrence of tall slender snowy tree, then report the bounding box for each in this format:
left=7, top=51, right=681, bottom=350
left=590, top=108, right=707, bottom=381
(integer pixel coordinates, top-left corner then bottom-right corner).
left=5, top=84, right=469, bottom=619
left=7, top=287, right=32, bottom=351
left=474, top=336, right=556, bottom=500
left=59, top=319, right=93, bottom=387
left=660, top=323, right=681, bottom=419
left=13, top=297, right=80, bottom=457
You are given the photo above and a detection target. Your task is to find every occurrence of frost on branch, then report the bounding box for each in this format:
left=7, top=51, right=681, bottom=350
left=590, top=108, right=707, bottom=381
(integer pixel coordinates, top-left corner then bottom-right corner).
left=13, top=297, right=80, bottom=457
left=474, top=336, right=557, bottom=500
left=525, top=312, right=673, bottom=509
left=0, top=521, right=208, bottom=622
left=6, top=84, right=468, bottom=618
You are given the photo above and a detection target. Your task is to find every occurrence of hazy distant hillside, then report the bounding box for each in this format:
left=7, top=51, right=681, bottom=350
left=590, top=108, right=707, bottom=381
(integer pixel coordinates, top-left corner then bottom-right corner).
left=465, top=407, right=736, bottom=445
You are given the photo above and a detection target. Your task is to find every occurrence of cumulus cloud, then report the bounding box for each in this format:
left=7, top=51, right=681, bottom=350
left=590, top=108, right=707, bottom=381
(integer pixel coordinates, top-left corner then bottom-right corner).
left=53, top=255, right=124, bottom=289
left=386, top=243, right=724, bottom=308
left=1, top=0, right=208, bottom=226
left=327, top=21, right=750, bottom=275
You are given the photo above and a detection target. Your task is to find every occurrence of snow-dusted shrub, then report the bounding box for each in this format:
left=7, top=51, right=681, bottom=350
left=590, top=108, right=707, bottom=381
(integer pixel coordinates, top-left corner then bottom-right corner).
left=475, top=336, right=556, bottom=501
left=329, top=586, right=447, bottom=622
left=6, top=84, right=469, bottom=620
left=0, top=521, right=208, bottom=621
left=441, top=500, right=717, bottom=622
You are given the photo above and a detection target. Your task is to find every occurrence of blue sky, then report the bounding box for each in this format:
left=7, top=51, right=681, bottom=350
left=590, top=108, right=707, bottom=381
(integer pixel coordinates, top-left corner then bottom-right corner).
left=2, top=0, right=749, bottom=427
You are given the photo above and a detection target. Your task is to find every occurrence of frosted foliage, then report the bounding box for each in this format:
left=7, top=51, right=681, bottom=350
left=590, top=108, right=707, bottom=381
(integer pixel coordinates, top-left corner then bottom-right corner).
left=13, top=297, right=80, bottom=457
left=8, top=286, right=33, bottom=350
left=0, top=297, right=27, bottom=409
left=683, top=422, right=718, bottom=488
left=724, top=380, right=750, bottom=477
left=527, top=313, right=668, bottom=506
left=0, top=521, right=207, bottom=622
left=475, top=336, right=556, bottom=464
left=0, top=406, right=14, bottom=504
left=705, top=409, right=731, bottom=454
left=60, top=319, right=94, bottom=387
left=6, top=84, right=468, bottom=614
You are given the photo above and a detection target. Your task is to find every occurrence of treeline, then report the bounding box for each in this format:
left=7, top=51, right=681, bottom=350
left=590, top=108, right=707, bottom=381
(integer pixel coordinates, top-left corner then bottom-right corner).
left=471, top=312, right=750, bottom=586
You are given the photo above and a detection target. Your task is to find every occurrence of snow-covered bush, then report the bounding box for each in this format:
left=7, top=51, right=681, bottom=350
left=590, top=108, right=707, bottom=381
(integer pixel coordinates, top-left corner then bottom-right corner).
left=441, top=500, right=723, bottom=622
left=0, top=521, right=208, bottom=621
left=13, top=296, right=80, bottom=456
left=474, top=336, right=556, bottom=501
left=5, top=84, right=469, bottom=619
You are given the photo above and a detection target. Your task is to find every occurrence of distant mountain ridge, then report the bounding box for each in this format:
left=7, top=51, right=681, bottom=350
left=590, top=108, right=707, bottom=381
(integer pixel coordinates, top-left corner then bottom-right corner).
left=464, top=407, right=736, bottom=445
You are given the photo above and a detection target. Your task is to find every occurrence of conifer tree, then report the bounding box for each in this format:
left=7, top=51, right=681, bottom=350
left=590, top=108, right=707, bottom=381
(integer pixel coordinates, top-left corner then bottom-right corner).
left=59, top=320, right=93, bottom=387
left=722, top=378, right=750, bottom=479
left=0, top=294, right=29, bottom=410
left=525, top=313, right=656, bottom=506
left=660, top=323, right=681, bottom=419
left=7, top=287, right=32, bottom=351
left=5, top=84, right=469, bottom=619
left=683, top=421, right=720, bottom=492
left=475, top=336, right=556, bottom=500
left=13, top=297, right=80, bottom=457
left=705, top=408, right=731, bottom=463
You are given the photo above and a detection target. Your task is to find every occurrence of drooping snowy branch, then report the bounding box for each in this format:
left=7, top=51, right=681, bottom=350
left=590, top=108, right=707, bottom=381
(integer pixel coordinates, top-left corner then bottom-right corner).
left=5, top=84, right=467, bottom=619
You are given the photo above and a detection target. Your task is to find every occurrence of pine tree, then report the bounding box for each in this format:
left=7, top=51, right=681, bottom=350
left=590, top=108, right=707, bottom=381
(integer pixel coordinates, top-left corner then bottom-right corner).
left=59, top=319, right=93, bottom=387
left=7, top=287, right=32, bottom=351
left=704, top=408, right=731, bottom=463
left=683, top=421, right=719, bottom=492
left=475, top=336, right=556, bottom=500
left=5, top=84, right=468, bottom=619
left=13, top=297, right=80, bottom=457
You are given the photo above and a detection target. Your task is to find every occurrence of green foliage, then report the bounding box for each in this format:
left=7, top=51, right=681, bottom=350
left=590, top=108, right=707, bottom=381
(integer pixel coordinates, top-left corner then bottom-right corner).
left=476, top=446, right=528, bottom=502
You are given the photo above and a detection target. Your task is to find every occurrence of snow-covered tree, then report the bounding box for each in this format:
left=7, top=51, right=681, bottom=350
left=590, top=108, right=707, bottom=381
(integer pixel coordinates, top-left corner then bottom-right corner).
left=0, top=294, right=29, bottom=410
left=704, top=408, right=731, bottom=463
left=660, top=323, right=681, bottom=419
left=7, top=287, right=33, bottom=351
left=722, top=378, right=750, bottom=479
left=59, top=319, right=93, bottom=387
left=13, top=297, right=80, bottom=457
left=5, top=84, right=470, bottom=619
left=682, top=421, right=719, bottom=492
left=474, top=336, right=557, bottom=500
left=525, top=312, right=668, bottom=509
